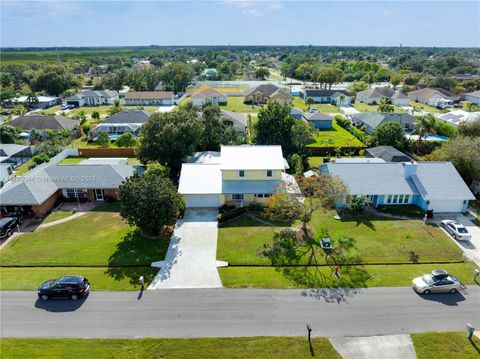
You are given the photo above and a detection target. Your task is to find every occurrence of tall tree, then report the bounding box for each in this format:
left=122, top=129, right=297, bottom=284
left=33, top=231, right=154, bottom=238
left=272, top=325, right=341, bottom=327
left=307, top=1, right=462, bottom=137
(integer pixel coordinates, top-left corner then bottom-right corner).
left=368, top=121, right=406, bottom=150
left=255, top=67, right=270, bottom=80
left=377, top=98, right=395, bottom=113
left=199, top=103, right=239, bottom=151
left=412, top=114, right=438, bottom=153
left=31, top=65, right=78, bottom=95
left=160, top=62, right=194, bottom=93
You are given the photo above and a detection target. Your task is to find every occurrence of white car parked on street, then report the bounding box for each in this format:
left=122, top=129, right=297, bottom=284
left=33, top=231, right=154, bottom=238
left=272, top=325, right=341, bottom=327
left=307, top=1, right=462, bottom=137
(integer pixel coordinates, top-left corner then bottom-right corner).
left=440, top=220, right=471, bottom=241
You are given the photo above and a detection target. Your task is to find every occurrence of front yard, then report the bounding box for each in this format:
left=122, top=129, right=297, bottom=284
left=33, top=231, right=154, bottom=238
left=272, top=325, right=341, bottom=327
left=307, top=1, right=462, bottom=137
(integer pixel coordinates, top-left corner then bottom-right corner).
left=307, top=120, right=365, bottom=148
left=292, top=97, right=342, bottom=113
left=0, top=203, right=168, bottom=290
left=217, top=212, right=477, bottom=288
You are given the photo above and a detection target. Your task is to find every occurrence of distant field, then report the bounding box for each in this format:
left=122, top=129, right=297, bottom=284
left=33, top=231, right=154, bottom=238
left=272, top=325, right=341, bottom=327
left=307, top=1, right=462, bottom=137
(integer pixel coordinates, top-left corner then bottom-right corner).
left=186, top=87, right=249, bottom=94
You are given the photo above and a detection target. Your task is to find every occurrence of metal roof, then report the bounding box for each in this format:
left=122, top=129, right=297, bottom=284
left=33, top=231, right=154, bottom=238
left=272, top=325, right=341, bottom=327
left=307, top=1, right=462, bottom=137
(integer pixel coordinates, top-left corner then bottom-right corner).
left=178, top=164, right=222, bottom=194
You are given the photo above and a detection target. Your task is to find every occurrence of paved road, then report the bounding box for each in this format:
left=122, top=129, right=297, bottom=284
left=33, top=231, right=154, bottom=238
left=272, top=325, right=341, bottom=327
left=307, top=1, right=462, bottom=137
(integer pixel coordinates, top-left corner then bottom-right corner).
left=2, top=286, right=479, bottom=338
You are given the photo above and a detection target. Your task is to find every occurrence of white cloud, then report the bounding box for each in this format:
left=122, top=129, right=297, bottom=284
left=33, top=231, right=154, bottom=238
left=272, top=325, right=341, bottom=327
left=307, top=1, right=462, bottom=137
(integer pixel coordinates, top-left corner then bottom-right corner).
left=222, top=0, right=284, bottom=17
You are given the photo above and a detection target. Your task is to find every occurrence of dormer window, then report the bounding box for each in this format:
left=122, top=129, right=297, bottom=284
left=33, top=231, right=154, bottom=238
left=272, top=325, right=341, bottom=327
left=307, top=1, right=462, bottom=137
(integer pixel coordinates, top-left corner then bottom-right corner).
left=266, top=170, right=273, bottom=177
left=239, top=170, right=245, bottom=177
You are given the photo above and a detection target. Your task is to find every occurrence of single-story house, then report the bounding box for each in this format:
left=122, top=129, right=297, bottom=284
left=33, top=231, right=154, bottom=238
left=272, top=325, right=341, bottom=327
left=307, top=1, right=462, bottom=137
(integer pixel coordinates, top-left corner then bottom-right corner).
left=320, top=161, right=475, bottom=213
left=290, top=107, right=304, bottom=120
left=300, top=89, right=351, bottom=105
left=356, top=87, right=409, bottom=106
left=0, top=144, right=33, bottom=167
left=464, top=90, right=480, bottom=105
left=66, top=90, right=119, bottom=107
left=304, top=112, right=333, bottom=129
left=407, top=88, right=460, bottom=108
left=221, top=110, right=247, bottom=133
left=365, top=146, right=412, bottom=163
left=244, top=84, right=292, bottom=104
left=191, top=88, right=227, bottom=106
left=0, top=161, right=135, bottom=217
left=90, top=109, right=150, bottom=137
left=8, top=115, right=78, bottom=133
left=9, top=95, right=60, bottom=109
left=124, top=91, right=174, bottom=106
left=437, top=110, right=480, bottom=126
left=178, top=145, right=300, bottom=208
left=352, top=112, right=418, bottom=133
left=201, top=68, right=219, bottom=79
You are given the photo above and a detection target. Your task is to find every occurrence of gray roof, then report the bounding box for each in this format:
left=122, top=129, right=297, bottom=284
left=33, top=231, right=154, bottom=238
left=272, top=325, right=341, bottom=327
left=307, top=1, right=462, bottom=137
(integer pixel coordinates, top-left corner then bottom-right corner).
left=103, top=110, right=150, bottom=124
left=305, top=112, right=333, bottom=121
left=352, top=113, right=417, bottom=130
left=220, top=110, right=247, bottom=131
left=290, top=107, right=304, bottom=115
left=222, top=180, right=282, bottom=194
left=0, top=144, right=30, bottom=157
left=9, top=115, right=78, bottom=131
left=67, top=90, right=118, bottom=101
left=245, top=84, right=291, bottom=98
left=357, top=87, right=394, bottom=99
left=321, top=161, right=474, bottom=200
left=366, top=146, right=412, bottom=163
left=302, top=89, right=347, bottom=97
left=0, top=164, right=134, bottom=205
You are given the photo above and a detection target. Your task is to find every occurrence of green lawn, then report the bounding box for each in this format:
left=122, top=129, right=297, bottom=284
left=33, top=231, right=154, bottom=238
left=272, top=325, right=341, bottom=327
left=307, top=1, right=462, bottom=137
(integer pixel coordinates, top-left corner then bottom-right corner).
left=58, top=156, right=141, bottom=165
left=412, top=332, right=480, bottom=359
left=352, top=102, right=406, bottom=113
left=13, top=160, right=34, bottom=176
left=0, top=203, right=169, bottom=266
left=0, top=267, right=158, bottom=291
left=220, top=96, right=263, bottom=113
left=308, top=156, right=324, bottom=168
left=41, top=105, right=61, bottom=115
left=410, top=101, right=447, bottom=114
left=307, top=120, right=365, bottom=148
left=43, top=210, right=74, bottom=224
left=292, top=97, right=342, bottom=113
left=219, top=262, right=479, bottom=289
left=0, top=337, right=341, bottom=359
left=217, top=212, right=465, bottom=265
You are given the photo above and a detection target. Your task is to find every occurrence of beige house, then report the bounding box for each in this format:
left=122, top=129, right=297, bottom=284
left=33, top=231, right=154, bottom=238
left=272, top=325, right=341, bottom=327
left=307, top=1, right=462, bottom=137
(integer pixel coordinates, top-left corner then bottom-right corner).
left=244, top=84, right=292, bottom=104
left=124, top=91, right=174, bottom=106
left=191, top=88, right=227, bottom=106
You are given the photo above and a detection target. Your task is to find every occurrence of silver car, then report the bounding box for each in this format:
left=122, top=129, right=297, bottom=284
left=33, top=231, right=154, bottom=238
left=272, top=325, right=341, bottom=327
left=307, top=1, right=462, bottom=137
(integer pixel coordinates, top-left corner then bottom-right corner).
left=441, top=220, right=471, bottom=241
left=412, top=269, right=461, bottom=295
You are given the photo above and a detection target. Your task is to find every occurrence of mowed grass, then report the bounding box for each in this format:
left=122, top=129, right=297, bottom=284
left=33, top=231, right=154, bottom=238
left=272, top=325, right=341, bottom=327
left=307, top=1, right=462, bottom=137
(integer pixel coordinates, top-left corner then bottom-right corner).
left=292, top=97, right=342, bottom=113
left=410, top=101, right=447, bottom=114
left=217, top=212, right=465, bottom=265
left=353, top=102, right=406, bottom=113
left=13, top=160, right=34, bottom=176
left=42, top=210, right=74, bottom=224
left=412, top=332, right=480, bottom=359
left=220, top=96, right=263, bottom=113
left=219, top=262, right=479, bottom=289
left=307, top=120, right=365, bottom=148
left=0, top=267, right=158, bottom=291
left=0, top=337, right=341, bottom=359
left=57, top=156, right=141, bottom=165
left=0, top=203, right=170, bottom=266
left=308, top=156, right=324, bottom=168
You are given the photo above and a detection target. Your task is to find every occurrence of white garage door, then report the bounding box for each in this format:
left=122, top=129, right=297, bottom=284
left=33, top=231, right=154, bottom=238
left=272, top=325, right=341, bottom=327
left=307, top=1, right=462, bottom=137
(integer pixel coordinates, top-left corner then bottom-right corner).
left=185, top=194, right=220, bottom=208
left=428, top=199, right=464, bottom=213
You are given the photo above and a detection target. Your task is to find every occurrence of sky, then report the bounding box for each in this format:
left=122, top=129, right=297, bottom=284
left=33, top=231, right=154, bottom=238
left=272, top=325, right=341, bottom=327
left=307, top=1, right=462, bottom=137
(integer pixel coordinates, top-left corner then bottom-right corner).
left=1, top=0, right=479, bottom=48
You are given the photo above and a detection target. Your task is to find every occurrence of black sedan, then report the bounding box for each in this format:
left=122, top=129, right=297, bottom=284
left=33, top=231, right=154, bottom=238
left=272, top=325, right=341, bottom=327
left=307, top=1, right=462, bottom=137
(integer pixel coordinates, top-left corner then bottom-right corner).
left=0, top=216, right=22, bottom=239
left=38, top=276, right=90, bottom=301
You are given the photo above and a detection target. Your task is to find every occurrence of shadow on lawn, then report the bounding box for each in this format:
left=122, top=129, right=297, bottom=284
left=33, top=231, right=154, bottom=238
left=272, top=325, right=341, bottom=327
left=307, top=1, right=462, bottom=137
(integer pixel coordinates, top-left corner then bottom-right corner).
left=105, top=229, right=169, bottom=286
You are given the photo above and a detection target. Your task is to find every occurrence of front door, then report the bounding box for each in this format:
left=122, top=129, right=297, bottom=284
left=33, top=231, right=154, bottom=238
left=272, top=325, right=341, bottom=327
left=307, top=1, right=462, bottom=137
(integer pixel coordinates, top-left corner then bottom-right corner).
left=95, top=189, right=104, bottom=201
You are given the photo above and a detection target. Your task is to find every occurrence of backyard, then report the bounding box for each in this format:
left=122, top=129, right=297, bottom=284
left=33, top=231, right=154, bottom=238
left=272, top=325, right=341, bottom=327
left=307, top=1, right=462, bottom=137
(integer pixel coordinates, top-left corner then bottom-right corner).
left=0, top=203, right=168, bottom=290
left=353, top=102, right=406, bottom=113
left=58, top=156, right=141, bottom=165
left=410, top=101, right=447, bottom=114
left=42, top=105, right=160, bottom=117
left=307, top=120, right=365, bottom=148
left=216, top=212, right=477, bottom=288
left=292, top=97, right=342, bottom=114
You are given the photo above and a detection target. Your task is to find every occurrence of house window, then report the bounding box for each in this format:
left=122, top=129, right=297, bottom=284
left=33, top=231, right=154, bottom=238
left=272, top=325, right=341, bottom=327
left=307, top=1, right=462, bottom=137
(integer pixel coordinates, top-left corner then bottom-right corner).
left=238, top=170, right=245, bottom=178
left=393, top=195, right=398, bottom=204
left=398, top=195, right=404, bottom=203
left=266, top=170, right=273, bottom=177
left=232, top=194, right=244, bottom=200
left=404, top=195, right=410, bottom=204
left=387, top=195, right=392, bottom=204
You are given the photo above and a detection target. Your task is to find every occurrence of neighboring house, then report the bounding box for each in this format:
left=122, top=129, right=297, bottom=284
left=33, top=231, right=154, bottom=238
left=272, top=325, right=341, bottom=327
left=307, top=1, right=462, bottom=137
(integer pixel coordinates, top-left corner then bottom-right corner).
left=8, top=115, right=78, bottom=134
left=10, top=95, right=60, bottom=109
left=390, top=92, right=410, bottom=106
left=201, top=68, right=218, bottom=79
left=352, top=112, right=418, bottom=133
left=365, top=146, right=412, bottom=163
left=437, top=110, right=480, bottom=126
left=191, top=88, right=228, bottom=106
left=464, top=90, right=480, bottom=105
left=0, top=144, right=33, bottom=167
left=178, top=145, right=300, bottom=208
left=124, top=91, right=174, bottom=106
left=0, top=161, right=135, bottom=217
left=407, top=88, right=460, bottom=108
left=221, top=110, right=247, bottom=133
left=320, top=161, right=475, bottom=213
left=304, top=112, right=333, bottom=129
left=65, top=90, right=119, bottom=107
left=356, top=87, right=409, bottom=106
left=244, top=84, right=292, bottom=104
left=0, top=163, right=14, bottom=188
left=290, top=107, right=304, bottom=120
left=90, top=109, right=150, bottom=137
left=300, top=89, right=351, bottom=105
left=133, top=60, right=153, bottom=69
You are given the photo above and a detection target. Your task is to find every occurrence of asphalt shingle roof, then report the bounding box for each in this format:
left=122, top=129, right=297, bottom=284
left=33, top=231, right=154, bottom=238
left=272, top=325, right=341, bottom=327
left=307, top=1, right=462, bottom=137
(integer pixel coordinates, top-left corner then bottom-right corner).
left=0, top=144, right=30, bottom=157
left=9, top=115, right=78, bottom=131
left=103, top=110, right=150, bottom=124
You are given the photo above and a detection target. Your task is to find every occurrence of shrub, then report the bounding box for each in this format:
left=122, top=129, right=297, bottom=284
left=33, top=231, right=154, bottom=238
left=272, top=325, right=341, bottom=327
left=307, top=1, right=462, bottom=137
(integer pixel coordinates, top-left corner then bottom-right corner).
left=32, top=153, right=50, bottom=165
left=217, top=207, right=246, bottom=223
left=335, top=116, right=350, bottom=129
left=247, top=202, right=265, bottom=212
left=219, top=204, right=236, bottom=214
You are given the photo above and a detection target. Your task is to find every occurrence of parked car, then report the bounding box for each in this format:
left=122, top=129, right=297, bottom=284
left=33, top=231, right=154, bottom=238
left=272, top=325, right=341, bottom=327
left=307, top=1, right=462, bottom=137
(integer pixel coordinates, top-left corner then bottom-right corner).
left=0, top=216, right=22, bottom=239
left=37, top=276, right=90, bottom=301
left=440, top=220, right=471, bottom=241
left=412, top=269, right=461, bottom=294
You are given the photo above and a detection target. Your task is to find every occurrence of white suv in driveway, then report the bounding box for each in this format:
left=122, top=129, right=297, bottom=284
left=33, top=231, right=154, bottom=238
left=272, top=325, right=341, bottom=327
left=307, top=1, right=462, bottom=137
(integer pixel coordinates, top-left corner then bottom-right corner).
left=441, top=220, right=471, bottom=241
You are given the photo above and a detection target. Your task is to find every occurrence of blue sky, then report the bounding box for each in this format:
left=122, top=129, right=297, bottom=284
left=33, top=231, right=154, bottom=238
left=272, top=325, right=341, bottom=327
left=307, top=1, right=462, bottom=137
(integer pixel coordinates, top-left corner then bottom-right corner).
left=1, top=1, right=479, bottom=48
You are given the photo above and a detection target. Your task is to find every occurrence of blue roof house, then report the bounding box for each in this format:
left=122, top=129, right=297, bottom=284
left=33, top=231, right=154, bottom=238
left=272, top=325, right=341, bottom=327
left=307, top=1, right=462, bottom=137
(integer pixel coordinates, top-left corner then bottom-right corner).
left=320, top=161, right=475, bottom=213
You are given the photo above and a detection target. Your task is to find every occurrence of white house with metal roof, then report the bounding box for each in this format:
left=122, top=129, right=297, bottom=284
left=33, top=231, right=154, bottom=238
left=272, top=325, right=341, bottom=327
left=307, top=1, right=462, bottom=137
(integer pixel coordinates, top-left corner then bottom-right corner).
left=320, top=161, right=475, bottom=213
left=178, top=145, right=299, bottom=208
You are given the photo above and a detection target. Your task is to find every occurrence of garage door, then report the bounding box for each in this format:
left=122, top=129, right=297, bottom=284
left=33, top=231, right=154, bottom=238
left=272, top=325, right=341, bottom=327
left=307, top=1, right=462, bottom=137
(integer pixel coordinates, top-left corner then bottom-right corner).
left=185, top=194, right=220, bottom=208
left=428, top=199, right=464, bottom=213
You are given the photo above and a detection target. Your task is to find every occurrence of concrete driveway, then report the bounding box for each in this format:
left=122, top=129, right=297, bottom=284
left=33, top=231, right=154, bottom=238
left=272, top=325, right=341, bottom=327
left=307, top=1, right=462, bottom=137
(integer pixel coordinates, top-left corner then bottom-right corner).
left=433, top=213, right=480, bottom=266
left=340, top=105, right=360, bottom=116
left=330, top=335, right=416, bottom=359
left=148, top=209, right=223, bottom=289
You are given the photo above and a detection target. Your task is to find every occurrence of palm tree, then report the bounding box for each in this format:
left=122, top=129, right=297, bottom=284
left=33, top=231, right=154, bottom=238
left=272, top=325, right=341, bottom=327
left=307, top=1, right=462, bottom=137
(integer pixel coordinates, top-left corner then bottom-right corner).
left=305, top=97, right=314, bottom=111
left=412, top=114, right=438, bottom=153
left=377, top=98, right=395, bottom=113
left=410, top=105, right=421, bottom=117
left=349, top=195, right=368, bottom=216
left=464, top=101, right=474, bottom=112
left=338, top=94, right=346, bottom=107
left=109, top=98, right=123, bottom=116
